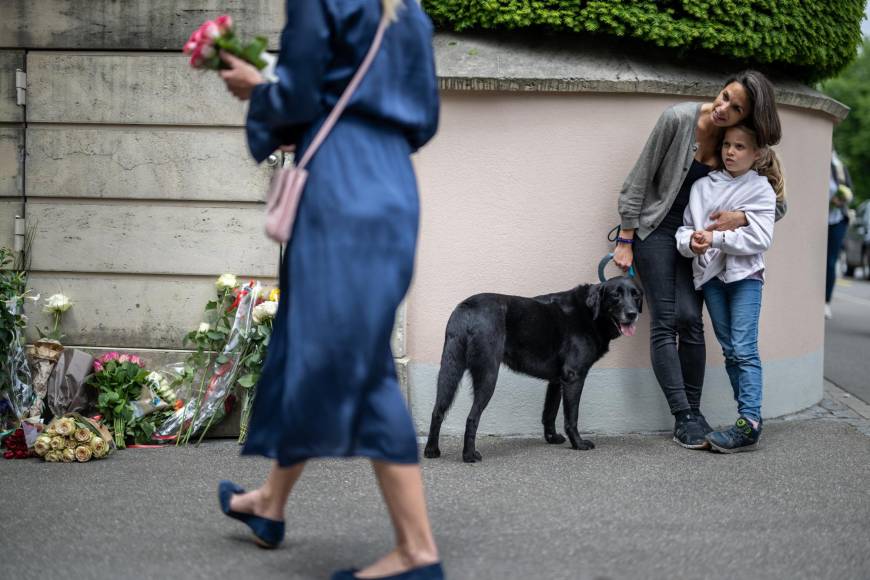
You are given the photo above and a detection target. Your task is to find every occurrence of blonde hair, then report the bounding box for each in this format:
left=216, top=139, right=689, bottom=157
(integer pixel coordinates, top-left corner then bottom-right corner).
left=382, top=0, right=406, bottom=21
left=755, top=147, right=786, bottom=203
left=727, top=125, right=786, bottom=203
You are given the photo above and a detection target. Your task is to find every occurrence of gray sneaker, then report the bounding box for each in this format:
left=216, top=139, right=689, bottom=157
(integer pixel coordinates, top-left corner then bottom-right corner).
left=707, top=417, right=762, bottom=453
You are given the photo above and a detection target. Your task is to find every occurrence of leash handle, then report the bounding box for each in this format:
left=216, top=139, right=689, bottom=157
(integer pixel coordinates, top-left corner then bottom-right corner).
left=598, top=253, right=635, bottom=282
left=607, top=224, right=621, bottom=243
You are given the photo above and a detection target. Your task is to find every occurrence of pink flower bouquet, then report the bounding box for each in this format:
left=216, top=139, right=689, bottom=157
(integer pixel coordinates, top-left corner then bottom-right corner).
left=183, top=15, right=272, bottom=72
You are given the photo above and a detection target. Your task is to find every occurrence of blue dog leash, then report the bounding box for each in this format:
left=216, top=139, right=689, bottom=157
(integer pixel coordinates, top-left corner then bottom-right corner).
left=598, top=253, right=635, bottom=283
left=600, top=225, right=636, bottom=282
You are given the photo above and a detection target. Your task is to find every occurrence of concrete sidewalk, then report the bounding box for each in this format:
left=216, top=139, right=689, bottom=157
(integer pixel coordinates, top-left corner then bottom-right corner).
left=2, top=402, right=869, bottom=580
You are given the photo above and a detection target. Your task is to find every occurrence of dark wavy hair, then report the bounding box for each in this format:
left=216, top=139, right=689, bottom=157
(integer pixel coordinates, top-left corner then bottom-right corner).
left=723, top=70, right=782, bottom=148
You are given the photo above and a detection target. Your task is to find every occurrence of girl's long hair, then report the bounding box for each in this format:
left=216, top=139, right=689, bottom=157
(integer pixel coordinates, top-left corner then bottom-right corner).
left=382, top=0, right=406, bottom=21
left=731, top=124, right=786, bottom=203
left=756, top=147, right=786, bottom=203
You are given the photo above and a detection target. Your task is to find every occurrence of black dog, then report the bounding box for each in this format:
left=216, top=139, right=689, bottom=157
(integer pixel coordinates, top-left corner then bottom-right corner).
left=423, top=276, right=643, bottom=463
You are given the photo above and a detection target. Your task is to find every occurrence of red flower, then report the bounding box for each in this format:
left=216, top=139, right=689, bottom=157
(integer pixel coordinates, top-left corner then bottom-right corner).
left=3, top=451, right=14, bottom=460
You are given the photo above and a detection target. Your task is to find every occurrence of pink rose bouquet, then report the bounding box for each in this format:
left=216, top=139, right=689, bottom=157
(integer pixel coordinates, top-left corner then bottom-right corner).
left=183, top=15, right=270, bottom=71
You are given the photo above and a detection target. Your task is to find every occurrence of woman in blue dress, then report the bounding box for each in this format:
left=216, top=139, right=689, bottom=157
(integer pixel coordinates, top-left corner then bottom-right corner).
left=216, top=1, right=443, bottom=578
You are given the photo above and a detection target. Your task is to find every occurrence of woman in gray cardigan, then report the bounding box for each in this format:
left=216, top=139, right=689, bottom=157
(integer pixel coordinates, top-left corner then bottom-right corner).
left=614, top=70, right=785, bottom=449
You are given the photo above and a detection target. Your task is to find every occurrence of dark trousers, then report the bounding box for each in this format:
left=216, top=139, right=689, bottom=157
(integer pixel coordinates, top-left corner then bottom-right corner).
left=826, top=219, right=848, bottom=303
left=634, top=228, right=706, bottom=415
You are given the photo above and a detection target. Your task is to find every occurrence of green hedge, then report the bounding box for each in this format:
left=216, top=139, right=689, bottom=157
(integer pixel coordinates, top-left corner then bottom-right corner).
left=421, top=0, right=866, bottom=82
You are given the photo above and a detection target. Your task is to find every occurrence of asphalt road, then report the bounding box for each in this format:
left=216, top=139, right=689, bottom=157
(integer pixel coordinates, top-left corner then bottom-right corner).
left=1, top=421, right=869, bottom=580
left=825, top=272, right=870, bottom=405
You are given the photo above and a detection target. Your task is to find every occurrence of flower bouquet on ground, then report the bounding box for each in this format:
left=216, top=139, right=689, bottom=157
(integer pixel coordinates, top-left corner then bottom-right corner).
left=2, top=427, right=33, bottom=460
left=156, top=278, right=260, bottom=445
left=237, top=288, right=278, bottom=444
left=29, top=293, right=75, bottom=419
left=32, top=414, right=112, bottom=463
left=0, top=247, right=34, bottom=431
left=182, top=15, right=276, bottom=79
left=87, top=353, right=173, bottom=449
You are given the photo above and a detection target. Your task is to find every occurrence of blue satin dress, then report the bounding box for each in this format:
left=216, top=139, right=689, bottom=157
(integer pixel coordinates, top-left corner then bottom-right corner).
left=241, top=0, right=439, bottom=467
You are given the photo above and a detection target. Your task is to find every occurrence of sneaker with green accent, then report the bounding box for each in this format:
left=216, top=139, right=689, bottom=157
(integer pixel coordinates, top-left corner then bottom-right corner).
left=706, top=416, right=761, bottom=453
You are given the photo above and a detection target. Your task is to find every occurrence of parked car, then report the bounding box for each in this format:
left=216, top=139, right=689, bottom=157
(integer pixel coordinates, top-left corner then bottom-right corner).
left=843, top=200, right=870, bottom=278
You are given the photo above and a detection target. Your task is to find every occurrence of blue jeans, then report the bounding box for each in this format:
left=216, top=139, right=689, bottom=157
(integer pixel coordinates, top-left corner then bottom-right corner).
left=826, top=219, right=848, bottom=303
left=702, top=278, right=763, bottom=422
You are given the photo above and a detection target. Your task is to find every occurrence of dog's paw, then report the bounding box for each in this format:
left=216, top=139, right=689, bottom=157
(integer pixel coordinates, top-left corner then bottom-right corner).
left=571, top=439, right=596, bottom=450
left=462, top=450, right=482, bottom=463
left=545, top=433, right=567, bottom=445
left=423, top=447, right=441, bottom=459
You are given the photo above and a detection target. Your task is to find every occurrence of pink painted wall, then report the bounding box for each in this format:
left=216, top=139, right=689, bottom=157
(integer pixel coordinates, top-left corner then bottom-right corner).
left=409, top=91, right=831, bottom=371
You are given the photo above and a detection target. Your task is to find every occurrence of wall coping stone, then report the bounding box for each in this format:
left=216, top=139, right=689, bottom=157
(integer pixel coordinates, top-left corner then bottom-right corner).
left=433, top=32, right=848, bottom=122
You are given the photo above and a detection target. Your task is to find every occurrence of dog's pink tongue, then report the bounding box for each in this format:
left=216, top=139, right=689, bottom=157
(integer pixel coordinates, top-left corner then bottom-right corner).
left=620, top=323, right=637, bottom=337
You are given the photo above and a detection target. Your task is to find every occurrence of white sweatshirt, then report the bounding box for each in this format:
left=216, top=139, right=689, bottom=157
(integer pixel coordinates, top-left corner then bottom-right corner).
left=676, top=169, right=776, bottom=290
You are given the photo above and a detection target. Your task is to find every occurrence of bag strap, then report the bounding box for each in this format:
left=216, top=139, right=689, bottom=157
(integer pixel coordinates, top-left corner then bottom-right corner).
left=295, top=12, right=390, bottom=170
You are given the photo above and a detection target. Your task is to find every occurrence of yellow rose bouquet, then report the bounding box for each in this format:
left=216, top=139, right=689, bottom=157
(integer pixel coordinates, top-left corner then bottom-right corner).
left=34, top=414, right=113, bottom=463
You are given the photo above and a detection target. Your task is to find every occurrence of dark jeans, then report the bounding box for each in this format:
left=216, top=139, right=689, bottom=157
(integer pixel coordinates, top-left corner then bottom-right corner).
left=634, top=228, right=706, bottom=415
left=826, top=219, right=848, bottom=303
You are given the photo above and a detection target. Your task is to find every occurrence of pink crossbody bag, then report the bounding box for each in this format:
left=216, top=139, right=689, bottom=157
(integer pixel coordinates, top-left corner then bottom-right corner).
left=264, top=13, right=390, bottom=244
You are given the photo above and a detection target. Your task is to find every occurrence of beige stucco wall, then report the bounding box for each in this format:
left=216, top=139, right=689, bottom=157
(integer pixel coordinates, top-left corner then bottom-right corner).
left=407, top=91, right=831, bottom=435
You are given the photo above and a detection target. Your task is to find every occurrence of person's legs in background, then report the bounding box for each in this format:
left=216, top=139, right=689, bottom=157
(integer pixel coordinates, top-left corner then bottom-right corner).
left=826, top=218, right=849, bottom=319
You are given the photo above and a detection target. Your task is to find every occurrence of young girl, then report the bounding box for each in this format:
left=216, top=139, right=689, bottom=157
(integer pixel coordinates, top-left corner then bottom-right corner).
left=676, top=124, right=784, bottom=452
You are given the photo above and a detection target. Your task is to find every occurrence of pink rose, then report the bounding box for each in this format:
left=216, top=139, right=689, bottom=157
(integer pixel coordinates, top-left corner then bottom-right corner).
left=130, top=355, right=143, bottom=367
left=190, top=46, right=205, bottom=68
left=215, top=15, right=233, bottom=34
left=93, top=361, right=104, bottom=373
left=201, top=21, right=220, bottom=40
left=200, top=43, right=215, bottom=59
left=118, top=354, right=130, bottom=364
left=97, top=352, right=117, bottom=364
left=183, top=40, right=197, bottom=55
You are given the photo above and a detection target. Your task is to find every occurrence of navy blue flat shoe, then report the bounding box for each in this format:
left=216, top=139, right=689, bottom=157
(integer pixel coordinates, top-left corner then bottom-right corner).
left=217, top=480, right=285, bottom=549
left=331, top=562, right=444, bottom=580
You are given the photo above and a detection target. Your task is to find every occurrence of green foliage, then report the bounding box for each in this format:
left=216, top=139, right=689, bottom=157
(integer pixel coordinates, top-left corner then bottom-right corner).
left=88, top=359, right=151, bottom=448
left=823, top=40, right=870, bottom=204
left=422, top=0, right=866, bottom=82
left=0, top=248, right=28, bottom=359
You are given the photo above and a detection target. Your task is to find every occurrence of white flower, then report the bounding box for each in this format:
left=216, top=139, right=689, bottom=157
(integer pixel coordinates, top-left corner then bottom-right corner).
left=252, top=301, right=278, bottom=324
left=43, top=293, right=72, bottom=314
left=215, top=274, right=237, bottom=290
left=198, top=322, right=211, bottom=333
